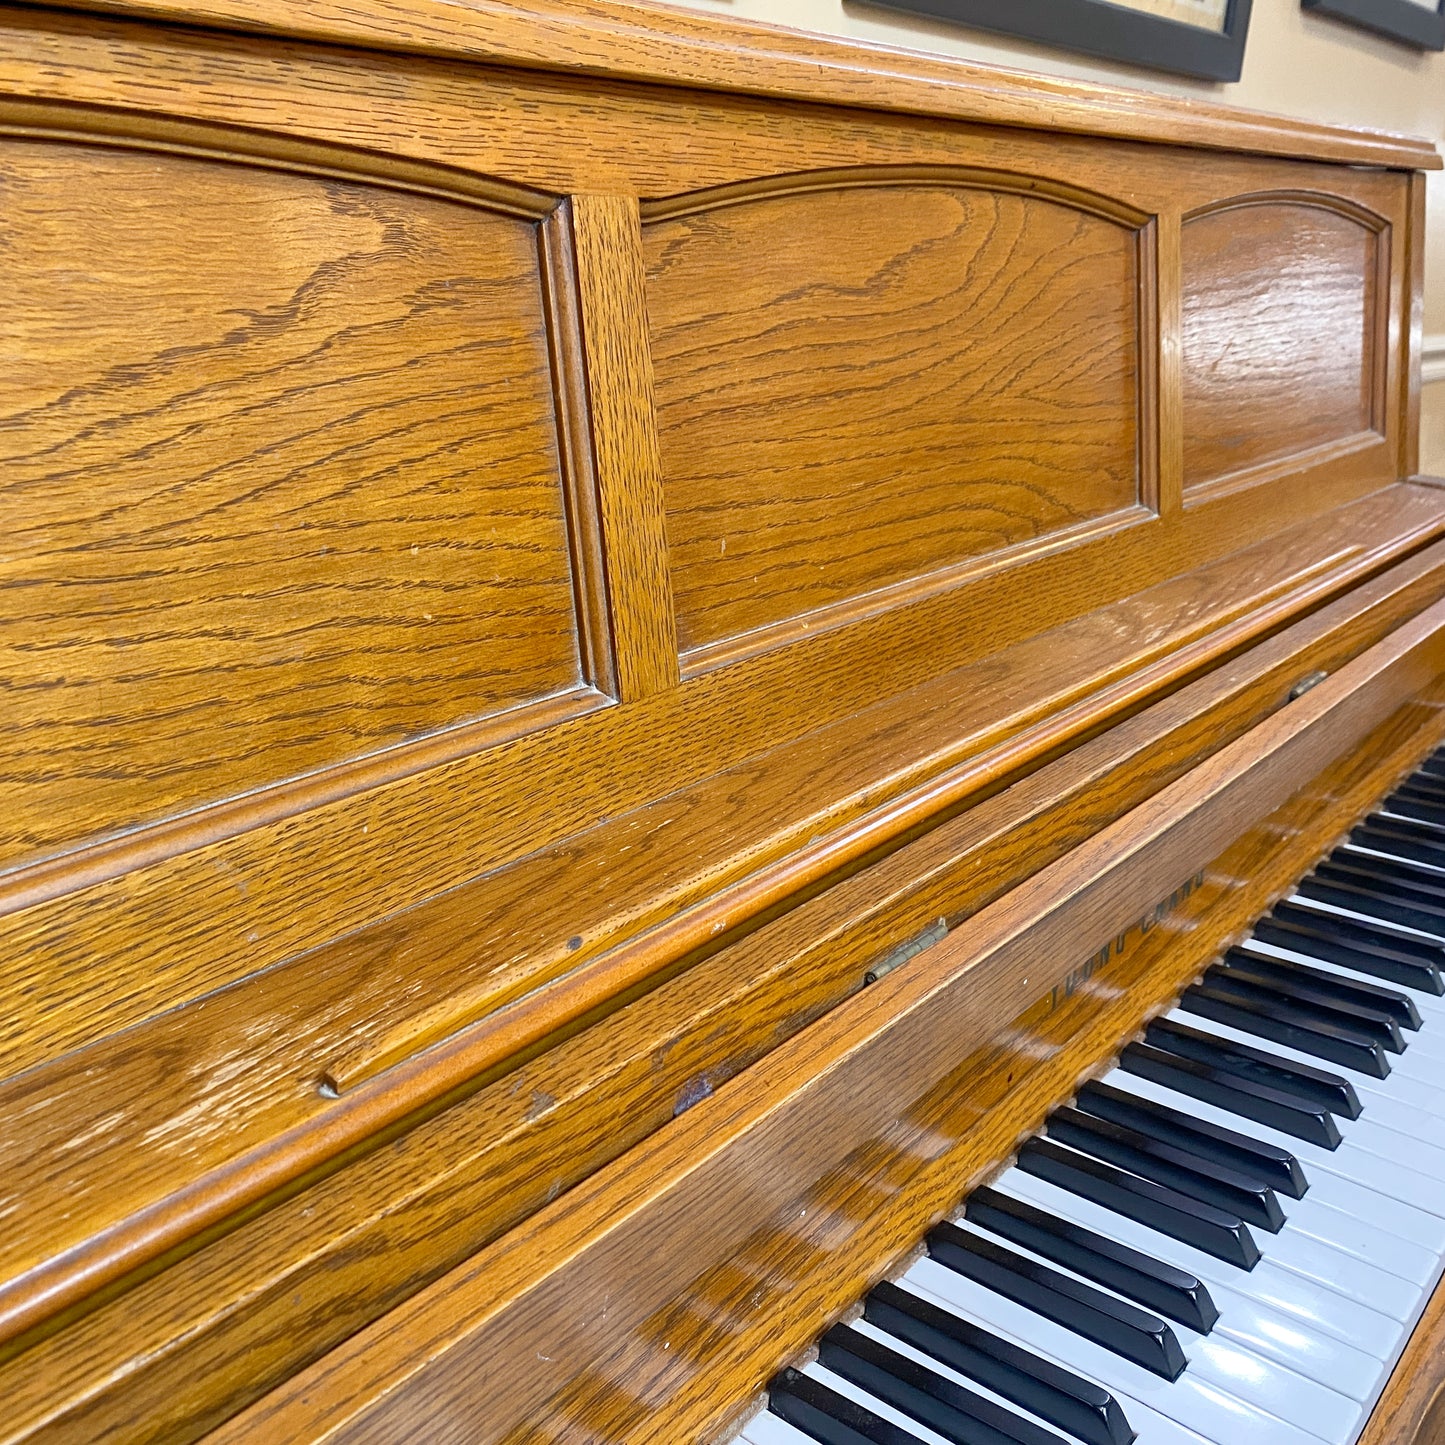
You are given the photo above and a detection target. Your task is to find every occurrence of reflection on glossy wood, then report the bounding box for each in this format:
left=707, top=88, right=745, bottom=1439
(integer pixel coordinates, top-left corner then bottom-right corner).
left=0, top=137, right=583, bottom=865
left=645, top=177, right=1144, bottom=656
left=0, top=4, right=1435, bottom=1439
left=11, top=537, right=1445, bottom=1443
left=207, top=610, right=1445, bottom=1444
left=1182, top=196, right=1385, bottom=493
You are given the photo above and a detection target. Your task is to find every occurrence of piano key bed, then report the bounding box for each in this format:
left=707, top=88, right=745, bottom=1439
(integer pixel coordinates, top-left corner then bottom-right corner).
left=731, top=747, right=1445, bottom=1445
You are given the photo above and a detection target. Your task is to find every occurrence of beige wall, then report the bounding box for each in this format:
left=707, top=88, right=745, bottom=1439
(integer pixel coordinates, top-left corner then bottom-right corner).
left=669, top=0, right=1445, bottom=473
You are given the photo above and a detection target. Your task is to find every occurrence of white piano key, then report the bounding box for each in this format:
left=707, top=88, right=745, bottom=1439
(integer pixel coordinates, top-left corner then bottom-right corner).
left=1283, top=1196, right=1439, bottom=1286
left=1299, top=1168, right=1445, bottom=1254
left=1110, top=1066, right=1445, bottom=1222
left=738, top=1410, right=820, bottom=1445
left=999, top=1166, right=1400, bottom=1384
left=902, top=1257, right=1357, bottom=1445
left=956, top=1205, right=1385, bottom=1403
left=1223, top=1213, right=1420, bottom=1320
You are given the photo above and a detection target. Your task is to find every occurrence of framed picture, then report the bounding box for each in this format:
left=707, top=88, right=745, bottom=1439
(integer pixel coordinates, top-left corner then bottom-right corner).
left=1302, top=0, right=1445, bottom=49
left=865, top=0, right=1253, bottom=81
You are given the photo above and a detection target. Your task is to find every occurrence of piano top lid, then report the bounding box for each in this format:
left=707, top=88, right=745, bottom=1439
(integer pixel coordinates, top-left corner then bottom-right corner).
left=24, top=0, right=1443, bottom=171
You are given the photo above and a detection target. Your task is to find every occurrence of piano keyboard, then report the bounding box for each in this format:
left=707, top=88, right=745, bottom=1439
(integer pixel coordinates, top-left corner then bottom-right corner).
left=731, top=748, right=1445, bottom=1445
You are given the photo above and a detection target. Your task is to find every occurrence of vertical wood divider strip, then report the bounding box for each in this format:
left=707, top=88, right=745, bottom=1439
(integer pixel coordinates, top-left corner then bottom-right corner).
left=1155, top=208, right=1184, bottom=516
left=1403, top=172, right=1426, bottom=480
left=569, top=193, right=680, bottom=699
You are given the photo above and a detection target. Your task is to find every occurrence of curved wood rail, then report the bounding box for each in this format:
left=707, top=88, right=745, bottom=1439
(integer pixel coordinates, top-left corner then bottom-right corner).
left=24, top=0, right=1443, bottom=169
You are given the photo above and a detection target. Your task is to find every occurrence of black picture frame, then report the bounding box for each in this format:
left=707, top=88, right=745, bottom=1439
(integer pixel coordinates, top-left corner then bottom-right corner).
left=863, top=0, right=1254, bottom=81
left=1302, top=0, right=1445, bottom=49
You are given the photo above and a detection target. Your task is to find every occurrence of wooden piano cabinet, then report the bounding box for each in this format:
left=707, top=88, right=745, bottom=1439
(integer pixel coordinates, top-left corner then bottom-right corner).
left=0, top=1, right=1440, bottom=1440
left=10, top=539, right=1445, bottom=1444
left=205, top=604, right=1445, bottom=1444
left=1363, top=1282, right=1445, bottom=1445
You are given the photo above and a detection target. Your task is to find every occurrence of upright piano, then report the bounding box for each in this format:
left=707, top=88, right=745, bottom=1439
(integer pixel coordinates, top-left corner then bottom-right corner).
left=3, top=1, right=1445, bottom=1441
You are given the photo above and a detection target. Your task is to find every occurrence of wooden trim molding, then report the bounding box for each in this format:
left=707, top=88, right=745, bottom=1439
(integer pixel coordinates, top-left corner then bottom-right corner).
left=1424, top=333, right=1445, bottom=386
left=638, top=164, right=1154, bottom=228
left=20, top=0, right=1442, bottom=169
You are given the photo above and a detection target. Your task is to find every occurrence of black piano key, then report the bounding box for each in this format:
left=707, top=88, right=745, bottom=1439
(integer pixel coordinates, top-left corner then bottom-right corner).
left=1119, top=1041, right=1343, bottom=1148
left=1390, top=785, right=1445, bottom=820
left=1356, top=809, right=1445, bottom=852
left=1195, top=969, right=1404, bottom=1055
left=1316, top=857, right=1445, bottom=914
left=769, top=1368, right=921, bottom=1445
left=865, top=1281, right=1134, bottom=1445
left=1294, top=876, right=1445, bottom=942
left=1382, top=794, right=1445, bottom=833
left=1394, top=776, right=1445, bottom=809
left=1349, top=820, right=1445, bottom=872
left=1145, top=1017, right=1365, bottom=1115
left=1177, top=985, right=1390, bottom=1078
left=1330, top=847, right=1445, bottom=898
left=1255, top=905, right=1445, bottom=993
left=817, top=1325, right=1064, bottom=1445
left=1414, top=749, right=1445, bottom=779
left=964, top=1186, right=1218, bottom=1332
left=1404, top=767, right=1445, bottom=793
left=1016, top=1137, right=1260, bottom=1269
left=1222, top=946, right=1421, bottom=1030
left=1075, top=1080, right=1308, bottom=1199
left=1390, top=780, right=1445, bottom=810
left=1044, top=1105, right=1285, bottom=1231
left=926, top=1221, right=1187, bottom=1380
left=1271, top=897, right=1445, bottom=961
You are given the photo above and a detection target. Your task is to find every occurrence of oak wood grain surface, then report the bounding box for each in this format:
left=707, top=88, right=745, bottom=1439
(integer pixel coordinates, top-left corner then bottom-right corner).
left=22, top=0, right=1441, bottom=169
left=644, top=175, right=1145, bottom=656
left=205, top=599, right=1445, bottom=1445
left=1361, top=1276, right=1445, bottom=1445
left=1182, top=195, right=1386, bottom=494
left=0, top=33, right=1409, bottom=910
left=6, top=488, right=1427, bottom=1083
left=2, top=496, right=1439, bottom=1357
left=8, top=532, right=1445, bottom=1443
left=0, top=135, right=588, bottom=866
left=0, top=8, right=1437, bottom=1437
left=568, top=192, right=677, bottom=698
left=1, top=479, right=1429, bottom=1075
left=0, top=19, right=1410, bottom=991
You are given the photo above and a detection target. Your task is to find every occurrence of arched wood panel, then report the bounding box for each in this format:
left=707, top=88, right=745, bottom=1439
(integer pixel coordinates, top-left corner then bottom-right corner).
left=1181, top=191, right=1389, bottom=497
left=0, top=130, right=602, bottom=869
left=641, top=170, right=1153, bottom=665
